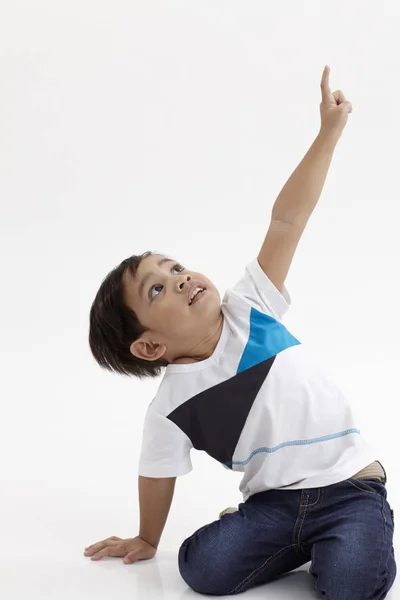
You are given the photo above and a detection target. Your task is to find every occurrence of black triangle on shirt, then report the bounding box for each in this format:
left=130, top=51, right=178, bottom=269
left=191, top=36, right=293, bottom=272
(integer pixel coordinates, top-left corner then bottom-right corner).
left=167, top=356, right=276, bottom=469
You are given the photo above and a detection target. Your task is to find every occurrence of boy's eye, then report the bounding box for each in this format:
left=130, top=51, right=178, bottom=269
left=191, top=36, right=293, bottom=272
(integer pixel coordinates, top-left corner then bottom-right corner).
left=149, top=264, right=185, bottom=299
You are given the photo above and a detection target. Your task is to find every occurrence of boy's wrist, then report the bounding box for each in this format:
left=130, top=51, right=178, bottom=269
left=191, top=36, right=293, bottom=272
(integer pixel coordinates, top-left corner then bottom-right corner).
left=316, top=128, right=341, bottom=149
left=139, top=534, right=158, bottom=550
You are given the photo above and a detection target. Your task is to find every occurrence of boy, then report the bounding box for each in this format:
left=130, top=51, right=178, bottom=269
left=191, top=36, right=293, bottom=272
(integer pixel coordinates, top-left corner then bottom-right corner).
left=84, top=67, right=396, bottom=598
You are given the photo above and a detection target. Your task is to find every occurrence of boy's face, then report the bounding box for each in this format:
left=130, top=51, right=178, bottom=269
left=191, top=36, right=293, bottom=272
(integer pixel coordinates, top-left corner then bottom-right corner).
left=122, top=253, right=223, bottom=364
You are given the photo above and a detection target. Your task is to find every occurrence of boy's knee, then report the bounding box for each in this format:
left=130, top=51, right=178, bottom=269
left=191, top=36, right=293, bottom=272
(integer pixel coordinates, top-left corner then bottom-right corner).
left=178, top=538, right=238, bottom=596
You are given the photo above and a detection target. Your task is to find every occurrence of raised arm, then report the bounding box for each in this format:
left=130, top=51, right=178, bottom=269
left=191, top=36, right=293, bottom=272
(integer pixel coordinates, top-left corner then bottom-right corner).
left=257, top=66, right=352, bottom=293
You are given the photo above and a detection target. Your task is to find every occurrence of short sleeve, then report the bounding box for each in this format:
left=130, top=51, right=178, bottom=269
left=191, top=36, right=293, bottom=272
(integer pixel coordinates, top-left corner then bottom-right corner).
left=228, top=258, right=291, bottom=322
left=138, top=408, right=193, bottom=478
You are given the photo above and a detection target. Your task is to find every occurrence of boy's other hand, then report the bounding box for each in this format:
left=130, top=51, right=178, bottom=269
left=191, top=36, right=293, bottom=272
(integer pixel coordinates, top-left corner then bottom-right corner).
left=84, top=535, right=157, bottom=563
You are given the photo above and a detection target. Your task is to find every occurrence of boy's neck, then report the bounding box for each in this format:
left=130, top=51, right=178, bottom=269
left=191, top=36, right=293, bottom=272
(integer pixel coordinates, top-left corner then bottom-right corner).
left=173, top=313, right=224, bottom=364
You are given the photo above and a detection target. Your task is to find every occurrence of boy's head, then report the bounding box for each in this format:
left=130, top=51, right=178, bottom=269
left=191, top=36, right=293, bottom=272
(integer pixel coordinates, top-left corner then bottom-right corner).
left=89, top=251, right=223, bottom=378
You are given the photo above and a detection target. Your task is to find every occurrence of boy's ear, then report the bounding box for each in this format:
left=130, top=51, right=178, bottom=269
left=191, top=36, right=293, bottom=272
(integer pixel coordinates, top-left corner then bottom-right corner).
left=130, top=337, right=167, bottom=362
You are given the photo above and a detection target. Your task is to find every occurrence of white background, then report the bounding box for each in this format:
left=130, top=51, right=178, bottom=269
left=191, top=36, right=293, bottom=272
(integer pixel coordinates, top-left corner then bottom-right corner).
left=1, top=1, right=399, bottom=598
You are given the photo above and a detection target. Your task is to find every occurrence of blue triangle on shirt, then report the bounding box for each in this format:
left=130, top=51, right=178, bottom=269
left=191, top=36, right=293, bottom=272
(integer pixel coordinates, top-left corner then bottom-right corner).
left=238, top=307, right=301, bottom=373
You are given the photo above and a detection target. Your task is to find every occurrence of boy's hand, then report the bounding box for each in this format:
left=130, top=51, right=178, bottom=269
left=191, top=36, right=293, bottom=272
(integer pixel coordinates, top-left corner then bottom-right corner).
left=84, top=535, right=157, bottom=563
left=319, top=65, right=353, bottom=142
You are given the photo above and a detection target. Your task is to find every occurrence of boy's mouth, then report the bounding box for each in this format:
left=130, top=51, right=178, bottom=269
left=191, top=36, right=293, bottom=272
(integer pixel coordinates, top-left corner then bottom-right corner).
left=188, top=286, right=207, bottom=306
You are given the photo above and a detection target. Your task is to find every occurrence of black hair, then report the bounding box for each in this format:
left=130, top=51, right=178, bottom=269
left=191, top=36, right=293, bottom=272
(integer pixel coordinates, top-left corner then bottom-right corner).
left=89, top=251, right=169, bottom=379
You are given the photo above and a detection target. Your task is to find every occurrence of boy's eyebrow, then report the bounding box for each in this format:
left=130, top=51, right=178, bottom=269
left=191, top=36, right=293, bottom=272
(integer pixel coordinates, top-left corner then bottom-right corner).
left=139, top=258, right=175, bottom=300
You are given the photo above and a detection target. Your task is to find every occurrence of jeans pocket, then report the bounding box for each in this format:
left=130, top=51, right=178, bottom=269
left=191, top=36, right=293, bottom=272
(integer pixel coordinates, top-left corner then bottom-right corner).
left=348, top=477, right=387, bottom=498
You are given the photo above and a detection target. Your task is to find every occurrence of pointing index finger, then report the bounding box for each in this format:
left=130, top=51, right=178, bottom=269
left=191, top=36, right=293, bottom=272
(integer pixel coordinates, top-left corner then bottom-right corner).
left=320, top=65, right=331, bottom=103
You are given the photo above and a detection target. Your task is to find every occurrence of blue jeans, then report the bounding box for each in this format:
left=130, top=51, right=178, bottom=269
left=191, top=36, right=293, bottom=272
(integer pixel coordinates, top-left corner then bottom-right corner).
left=178, top=474, right=396, bottom=598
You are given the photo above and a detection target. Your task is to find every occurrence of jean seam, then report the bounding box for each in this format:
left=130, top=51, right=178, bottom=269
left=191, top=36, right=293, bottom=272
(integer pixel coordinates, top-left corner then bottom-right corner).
left=310, top=543, right=320, bottom=593
left=371, top=493, right=387, bottom=599
left=305, top=487, right=323, bottom=508
left=292, top=490, right=308, bottom=557
left=228, top=543, right=297, bottom=595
